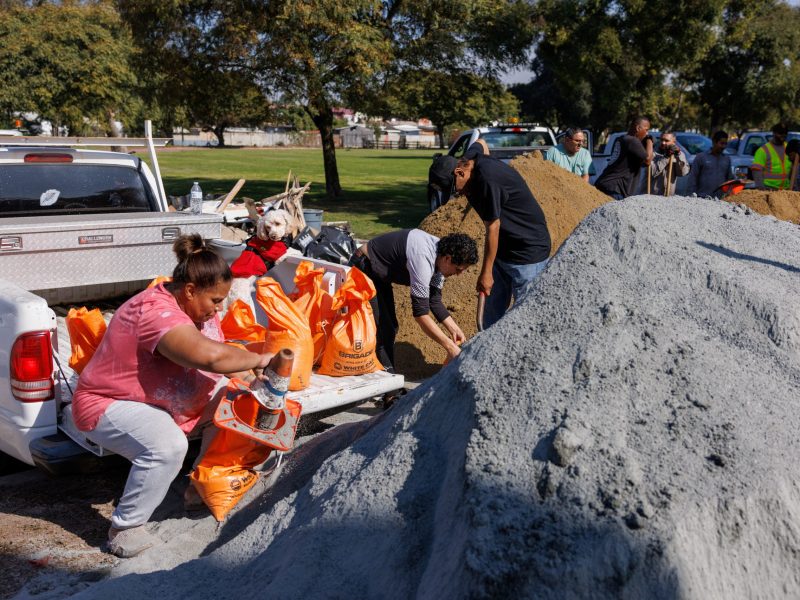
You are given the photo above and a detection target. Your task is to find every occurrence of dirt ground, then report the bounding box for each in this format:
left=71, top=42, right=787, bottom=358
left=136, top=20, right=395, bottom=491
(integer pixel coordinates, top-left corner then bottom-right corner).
left=0, top=399, right=391, bottom=599
left=0, top=467, right=123, bottom=599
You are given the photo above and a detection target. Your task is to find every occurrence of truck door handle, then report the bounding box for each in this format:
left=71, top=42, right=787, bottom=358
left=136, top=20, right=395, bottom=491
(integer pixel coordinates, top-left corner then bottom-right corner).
left=0, top=236, right=22, bottom=250
left=161, top=227, right=181, bottom=241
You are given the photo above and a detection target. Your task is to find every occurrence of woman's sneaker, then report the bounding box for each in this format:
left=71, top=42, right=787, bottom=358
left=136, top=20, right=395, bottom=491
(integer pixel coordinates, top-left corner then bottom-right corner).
left=107, top=526, right=158, bottom=558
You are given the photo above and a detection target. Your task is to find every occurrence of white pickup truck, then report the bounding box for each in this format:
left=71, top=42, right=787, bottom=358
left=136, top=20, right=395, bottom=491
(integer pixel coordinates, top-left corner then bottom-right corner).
left=0, top=126, right=403, bottom=474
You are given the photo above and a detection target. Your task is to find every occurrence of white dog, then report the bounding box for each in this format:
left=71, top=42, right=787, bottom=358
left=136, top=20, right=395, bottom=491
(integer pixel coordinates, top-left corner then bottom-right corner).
left=257, top=208, right=300, bottom=243
left=223, top=209, right=302, bottom=318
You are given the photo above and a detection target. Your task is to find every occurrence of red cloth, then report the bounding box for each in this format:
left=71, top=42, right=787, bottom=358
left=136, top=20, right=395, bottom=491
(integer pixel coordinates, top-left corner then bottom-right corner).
left=72, top=284, right=224, bottom=433
left=230, top=238, right=288, bottom=277
left=230, top=250, right=267, bottom=278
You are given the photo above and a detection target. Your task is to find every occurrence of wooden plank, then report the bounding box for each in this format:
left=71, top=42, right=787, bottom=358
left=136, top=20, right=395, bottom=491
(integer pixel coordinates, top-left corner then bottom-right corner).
left=216, top=179, right=247, bottom=213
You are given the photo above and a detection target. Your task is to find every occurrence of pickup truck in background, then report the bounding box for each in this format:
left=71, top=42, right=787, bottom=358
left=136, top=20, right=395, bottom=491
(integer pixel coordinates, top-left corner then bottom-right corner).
left=428, top=123, right=557, bottom=211
left=590, top=130, right=713, bottom=196
left=725, top=130, right=800, bottom=179
left=0, top=125, right=403, bottom=475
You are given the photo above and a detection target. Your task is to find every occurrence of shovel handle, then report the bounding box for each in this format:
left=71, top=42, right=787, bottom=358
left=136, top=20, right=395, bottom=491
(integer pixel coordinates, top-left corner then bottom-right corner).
left=476, top=292, right=486, bottom=332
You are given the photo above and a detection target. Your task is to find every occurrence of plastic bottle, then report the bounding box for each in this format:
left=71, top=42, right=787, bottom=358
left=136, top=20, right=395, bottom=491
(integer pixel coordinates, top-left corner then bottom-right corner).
left=190, top=182, right=203, bottom=215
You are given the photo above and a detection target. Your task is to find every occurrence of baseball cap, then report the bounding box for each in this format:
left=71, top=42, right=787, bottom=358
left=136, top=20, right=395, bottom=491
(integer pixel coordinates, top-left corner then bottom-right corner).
left=428, top=154, right=457, bottom=197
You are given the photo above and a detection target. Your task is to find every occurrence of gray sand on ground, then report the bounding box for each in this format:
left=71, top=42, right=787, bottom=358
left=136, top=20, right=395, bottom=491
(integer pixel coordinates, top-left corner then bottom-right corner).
left=41, top=196, right=800, bottom=598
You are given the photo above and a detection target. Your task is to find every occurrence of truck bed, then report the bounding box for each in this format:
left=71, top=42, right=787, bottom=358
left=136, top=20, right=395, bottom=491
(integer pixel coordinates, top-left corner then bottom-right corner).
left=53, top=313, right=404, bottom=457
left=0, top=212, right=223, bottom=305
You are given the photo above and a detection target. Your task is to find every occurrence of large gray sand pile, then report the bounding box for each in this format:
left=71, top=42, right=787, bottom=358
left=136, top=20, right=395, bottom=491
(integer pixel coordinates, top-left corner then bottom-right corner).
left=58, top=196, right=800, bottom=598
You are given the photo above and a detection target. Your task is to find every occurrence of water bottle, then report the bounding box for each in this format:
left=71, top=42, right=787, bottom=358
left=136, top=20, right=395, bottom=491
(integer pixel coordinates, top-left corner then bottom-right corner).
left=190, top=182, right=203, bottom=215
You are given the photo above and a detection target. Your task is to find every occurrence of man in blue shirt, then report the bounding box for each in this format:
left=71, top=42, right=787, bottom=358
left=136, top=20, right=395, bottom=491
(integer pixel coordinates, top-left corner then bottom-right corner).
left=687, top=131, right=731, bottom=198
left=545, top=128, right=592, bottom=182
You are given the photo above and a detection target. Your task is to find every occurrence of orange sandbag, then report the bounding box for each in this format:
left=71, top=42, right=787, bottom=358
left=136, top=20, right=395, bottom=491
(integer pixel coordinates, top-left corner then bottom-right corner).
left=190, top=380, right=271, bottom=521
left=318, top=267, right=383, bottom=376
left=254, top=278, right=314, bottom=390
left=292, top=261, right=335, bottom=364
left=147, top=275, right=172, bottom=288
left=220, top=299, right=267, bottom=344
left=65, top=307, right=107, bottom=374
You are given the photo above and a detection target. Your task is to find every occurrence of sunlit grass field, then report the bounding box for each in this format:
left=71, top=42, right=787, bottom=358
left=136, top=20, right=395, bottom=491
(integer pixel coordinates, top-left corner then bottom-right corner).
left=146, top=147, right=438, bottom=239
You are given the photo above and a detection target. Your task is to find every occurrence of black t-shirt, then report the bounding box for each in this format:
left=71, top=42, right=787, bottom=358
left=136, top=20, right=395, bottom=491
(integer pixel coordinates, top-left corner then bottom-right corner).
left=466, top=154, right=551, bottom=264
left=595, top=134, right=649, bottom=197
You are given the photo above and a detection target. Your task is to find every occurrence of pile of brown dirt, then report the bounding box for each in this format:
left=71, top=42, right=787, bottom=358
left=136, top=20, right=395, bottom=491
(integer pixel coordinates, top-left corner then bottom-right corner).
left=729, top=190, right=800, bottom=224
left=393, top=198, right=485, bottom=379
left=393, top=153, right=611, bottom=380
left=509, top=152, right=612, bottom=251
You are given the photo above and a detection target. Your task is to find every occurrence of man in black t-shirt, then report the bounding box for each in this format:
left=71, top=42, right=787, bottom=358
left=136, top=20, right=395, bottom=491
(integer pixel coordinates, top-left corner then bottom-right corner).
left=350, top=230, right=478, bottom=371
left=451, top=148, right=551, bottom=328
left=595, top=117, right=654, bottom=199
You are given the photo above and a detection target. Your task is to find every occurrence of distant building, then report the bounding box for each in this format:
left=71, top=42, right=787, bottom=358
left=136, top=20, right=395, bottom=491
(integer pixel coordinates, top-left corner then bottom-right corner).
left=336, top=124, right=376, bottom=148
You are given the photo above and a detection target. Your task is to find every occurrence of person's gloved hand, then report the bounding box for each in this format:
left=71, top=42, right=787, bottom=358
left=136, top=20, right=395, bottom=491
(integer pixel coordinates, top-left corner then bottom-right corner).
left=668, top=145, right=682, bottom=157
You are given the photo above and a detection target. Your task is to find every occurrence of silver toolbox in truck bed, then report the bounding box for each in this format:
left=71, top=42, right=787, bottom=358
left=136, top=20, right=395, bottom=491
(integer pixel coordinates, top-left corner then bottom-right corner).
left=0, top=212, right=222, bottom=304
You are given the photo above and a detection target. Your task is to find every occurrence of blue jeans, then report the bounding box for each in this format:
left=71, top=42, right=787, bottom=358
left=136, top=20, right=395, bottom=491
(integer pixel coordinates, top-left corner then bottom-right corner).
left=483, top=257, right=549, bottom=329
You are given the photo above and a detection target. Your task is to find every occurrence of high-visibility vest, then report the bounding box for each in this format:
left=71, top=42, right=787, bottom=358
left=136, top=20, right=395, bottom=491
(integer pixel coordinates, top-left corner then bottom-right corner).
left=751, top=142, right=791, bottom=190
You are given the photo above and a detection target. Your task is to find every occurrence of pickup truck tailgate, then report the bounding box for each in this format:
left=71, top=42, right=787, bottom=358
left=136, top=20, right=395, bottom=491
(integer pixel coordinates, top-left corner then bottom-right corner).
left=0, top=212, right=222, bottom=304
left=286, top=371, right=404, bottom=413
left=54, top=316, right=404, bottom=456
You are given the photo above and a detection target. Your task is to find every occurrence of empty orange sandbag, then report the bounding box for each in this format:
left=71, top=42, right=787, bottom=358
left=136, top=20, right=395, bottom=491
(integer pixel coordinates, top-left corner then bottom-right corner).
left=147, top=275, right=172, bottom=288
left=66, top=307, right=107, bottom=374
left=220, top=299, right=267, bottom=344
left=254, top=278, right=314, bottom=390
left=318, top=266, right=383, bottom=376
left=190, top=381, right=270, bottom=521
left=292, top=261, right=335, bottom=365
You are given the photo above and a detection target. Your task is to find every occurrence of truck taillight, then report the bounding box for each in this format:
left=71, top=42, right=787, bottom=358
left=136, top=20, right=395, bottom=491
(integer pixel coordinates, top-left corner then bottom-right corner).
left=10, top=332, right=54, bottom=402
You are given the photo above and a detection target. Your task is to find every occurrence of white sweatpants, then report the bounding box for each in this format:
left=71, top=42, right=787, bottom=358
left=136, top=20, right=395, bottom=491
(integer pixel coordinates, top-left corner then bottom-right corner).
left=83, top=381, right=225, bottom=529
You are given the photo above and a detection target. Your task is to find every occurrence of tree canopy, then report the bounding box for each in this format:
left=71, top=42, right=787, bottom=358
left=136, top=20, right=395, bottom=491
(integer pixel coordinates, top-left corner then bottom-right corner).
left=512, top=0, right=800, bottom=135
left=0, top=0, right=138, bottom=134
left=1, top=0, right=798, bottom=192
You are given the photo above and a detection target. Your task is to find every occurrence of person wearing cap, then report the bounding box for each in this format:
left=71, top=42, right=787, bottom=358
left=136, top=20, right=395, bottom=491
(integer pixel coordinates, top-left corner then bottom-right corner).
left=350, top=230, right=478, bottom=371
left=428, top=140, right=490, bottom=211
left=449, top=147, right=551, bottom=329
left=545, top=128, right=592, bottom=182
left=752, top=123, right=792, bottom=190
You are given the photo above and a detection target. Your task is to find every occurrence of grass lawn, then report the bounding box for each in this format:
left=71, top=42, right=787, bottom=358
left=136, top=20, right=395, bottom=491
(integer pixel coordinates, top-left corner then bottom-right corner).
left=145, top=147, right=438, bottom=239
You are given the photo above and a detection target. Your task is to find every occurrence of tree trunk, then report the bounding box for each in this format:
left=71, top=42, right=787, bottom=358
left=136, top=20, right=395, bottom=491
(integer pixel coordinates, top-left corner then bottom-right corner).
left=437, top=125, right=446, bottom=149
left=309, top=101, right=342, bottom=199
left=106, top=109, right=128, bottom=154
left=709, top=107, right=721, bottom=133
left=213, top=125, right=226, bottom=147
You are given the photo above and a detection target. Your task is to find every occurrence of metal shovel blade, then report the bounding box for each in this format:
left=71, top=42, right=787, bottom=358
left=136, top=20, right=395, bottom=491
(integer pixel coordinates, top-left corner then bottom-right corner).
left=476, top=292, right=486, bottom=332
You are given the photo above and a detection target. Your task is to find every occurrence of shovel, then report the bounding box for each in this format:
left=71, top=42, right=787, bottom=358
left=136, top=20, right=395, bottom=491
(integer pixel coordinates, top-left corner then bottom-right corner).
left=476, top=292, right=486, bottom=332
left=665, top=154, right=674, bottom=196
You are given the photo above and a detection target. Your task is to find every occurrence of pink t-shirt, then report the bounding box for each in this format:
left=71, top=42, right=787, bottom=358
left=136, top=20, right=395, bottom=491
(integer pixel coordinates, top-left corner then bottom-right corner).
left=72, top=284, right=224, bottom=433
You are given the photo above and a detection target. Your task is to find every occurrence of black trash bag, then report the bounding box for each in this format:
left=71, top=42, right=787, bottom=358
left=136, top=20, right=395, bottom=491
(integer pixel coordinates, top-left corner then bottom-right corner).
left=290, top=226, right=316, bottom=253
left=304, top=226, right=358, bottom=264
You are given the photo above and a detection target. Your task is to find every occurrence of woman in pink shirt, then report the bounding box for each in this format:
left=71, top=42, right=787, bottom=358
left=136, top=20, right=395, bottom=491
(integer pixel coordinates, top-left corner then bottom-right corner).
left=73, top=234, right=273, bottom=558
